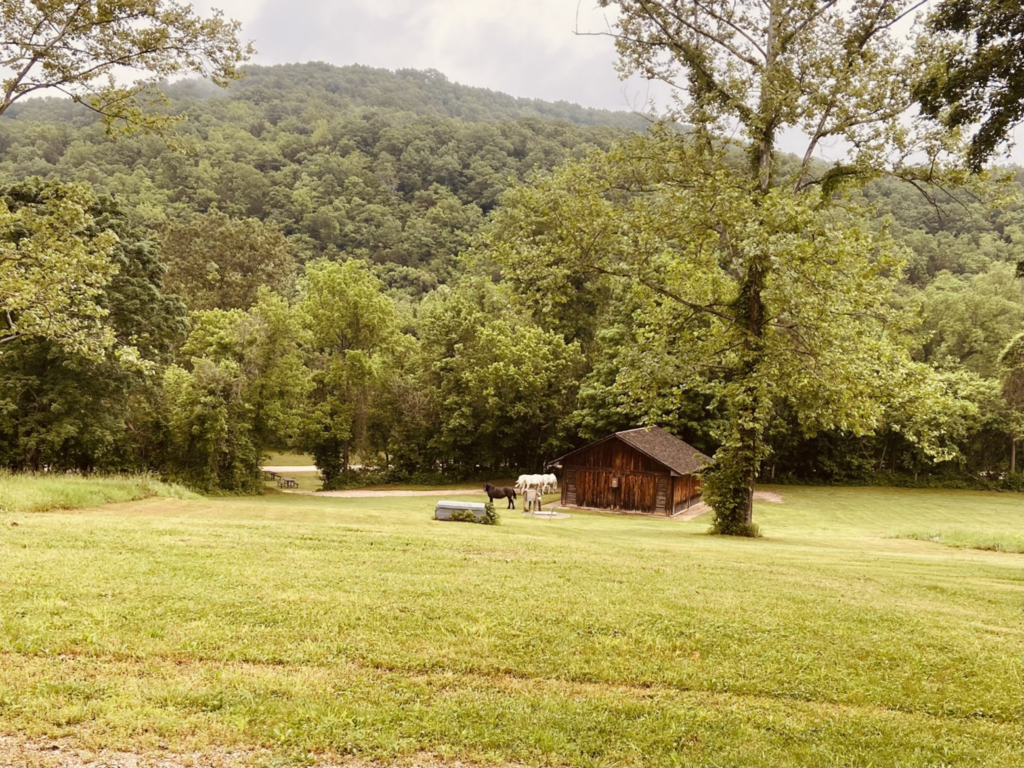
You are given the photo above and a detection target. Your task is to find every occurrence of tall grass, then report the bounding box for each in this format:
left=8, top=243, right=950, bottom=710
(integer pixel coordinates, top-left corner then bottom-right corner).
left=888, top=528, right=1024, bottom=553
left=0, top=472, right=199, bottom=513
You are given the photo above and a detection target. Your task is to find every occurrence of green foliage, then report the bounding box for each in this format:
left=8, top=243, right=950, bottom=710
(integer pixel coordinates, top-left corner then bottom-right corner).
left=490, top=133, right=950, bottom=533
left=0, top=64, right=632, bottom=293
left=0, top=60, right=1017, bottom=496
left=298, top=260, right=404, bottom=483
left=158, top=360, right=262, bottom=494
left=157, top=291, right=309, bottom=493
left=702, top=449, right=756, bottom=536
left=409, top=279, right=584, bottom=475
left=491, top=0, right=1018, bottom=531
left=0, top=180, right=185, bottom=471
left=0, top=180, right=120, bottom=357
left=161, top=210, right=296, bottom=311
left=447, top=503, right=498, bottom=525
left=482, top=501, right=499, bottom=525
left=918, top=262, right=1023, bottom=376
left=914, top=0, right=1024, bottom=170
left=0, top=0, right=252, bottom=133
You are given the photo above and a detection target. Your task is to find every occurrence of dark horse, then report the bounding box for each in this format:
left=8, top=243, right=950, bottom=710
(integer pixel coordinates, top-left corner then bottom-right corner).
left=484, top=482, right=517, bottom=509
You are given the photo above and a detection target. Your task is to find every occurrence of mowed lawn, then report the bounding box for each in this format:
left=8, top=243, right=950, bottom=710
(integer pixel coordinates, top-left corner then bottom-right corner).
left=0, top=487, right=1021, bottom=767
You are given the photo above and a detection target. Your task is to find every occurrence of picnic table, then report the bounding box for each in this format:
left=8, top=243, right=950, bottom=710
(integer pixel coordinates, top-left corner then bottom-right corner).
left=263, top=470, right=297, bottom=488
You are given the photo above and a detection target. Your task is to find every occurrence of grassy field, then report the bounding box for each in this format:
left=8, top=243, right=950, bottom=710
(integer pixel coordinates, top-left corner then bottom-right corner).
left=0, top=485, right=1020, bottom=766
left=262, top=452, right=316, bottom=467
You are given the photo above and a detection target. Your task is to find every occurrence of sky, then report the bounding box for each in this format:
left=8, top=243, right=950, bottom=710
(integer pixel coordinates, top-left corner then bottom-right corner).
left=196, top=0, right=1022, bottom=164
left=204, top=0, right=665, bottom=114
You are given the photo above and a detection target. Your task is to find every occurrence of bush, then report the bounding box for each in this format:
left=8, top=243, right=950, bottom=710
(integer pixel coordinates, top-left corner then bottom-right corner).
left=709, top=520, right=761, bottom=538
left=770, top=470, right=1024, bottom=492
left=447, top=502, right=499, bottom=525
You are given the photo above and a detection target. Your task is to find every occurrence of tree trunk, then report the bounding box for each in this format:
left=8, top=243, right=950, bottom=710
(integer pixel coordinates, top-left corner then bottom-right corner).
left=1012, top=439, right=1017, bottom=474
left=735, top=257, right=767, bottom=525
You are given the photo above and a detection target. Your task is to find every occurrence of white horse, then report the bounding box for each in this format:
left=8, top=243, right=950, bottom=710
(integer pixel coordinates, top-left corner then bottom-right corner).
left=540, top=473, right=557, bottom=494
left=515, top=474, right=543, bottom=492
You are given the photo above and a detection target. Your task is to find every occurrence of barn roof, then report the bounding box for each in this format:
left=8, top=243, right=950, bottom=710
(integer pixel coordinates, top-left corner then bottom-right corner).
left=550, top=426, right=712, bottom=476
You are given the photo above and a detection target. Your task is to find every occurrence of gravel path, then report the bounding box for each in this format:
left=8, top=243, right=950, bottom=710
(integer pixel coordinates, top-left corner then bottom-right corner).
left=304, top=488, right=486, bottom=498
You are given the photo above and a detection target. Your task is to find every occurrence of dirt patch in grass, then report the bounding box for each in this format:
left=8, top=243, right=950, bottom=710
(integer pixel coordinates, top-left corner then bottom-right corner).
left=753, top=491, right=784, bottom=503
left=0, top=735, right=272, bottom=768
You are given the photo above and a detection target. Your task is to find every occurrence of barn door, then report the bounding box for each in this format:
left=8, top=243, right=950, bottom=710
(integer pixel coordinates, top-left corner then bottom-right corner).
left=564, top=468, right=577, bottom=505
left=655, top=476, right=669, bottom=513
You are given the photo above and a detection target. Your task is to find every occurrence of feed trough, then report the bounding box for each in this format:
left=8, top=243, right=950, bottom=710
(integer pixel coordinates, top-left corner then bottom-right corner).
left=434, top=500, right=488, bottom=521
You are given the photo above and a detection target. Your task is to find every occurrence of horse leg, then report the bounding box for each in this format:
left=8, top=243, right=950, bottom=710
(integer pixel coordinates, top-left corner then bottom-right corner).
left=508, top=496, right=515, bottom=509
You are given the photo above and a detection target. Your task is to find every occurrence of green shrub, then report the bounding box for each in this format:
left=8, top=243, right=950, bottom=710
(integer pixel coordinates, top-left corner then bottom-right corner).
left=446, top=502, right=499, bottom=525
left=770, top=471, right=1024, bottom=492
left=709, top=520, right=761, bottom=538
left=702, top=449, right=759, bottom=536
left=482, top=502, right=499, bottom=525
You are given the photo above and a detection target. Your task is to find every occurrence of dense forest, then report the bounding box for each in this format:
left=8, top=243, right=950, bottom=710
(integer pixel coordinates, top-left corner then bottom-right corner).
left=1, top=62, right=1020, bottom=492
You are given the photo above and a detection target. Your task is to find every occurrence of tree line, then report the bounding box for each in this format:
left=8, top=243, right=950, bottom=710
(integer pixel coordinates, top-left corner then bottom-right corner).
left=0, top=3, right=1021, bottom=532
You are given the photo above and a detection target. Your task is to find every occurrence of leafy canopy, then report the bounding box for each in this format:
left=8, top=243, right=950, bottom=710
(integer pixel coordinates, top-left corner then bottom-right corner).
left=0, top=181, right=119, bottom=358
left=0, top=0, right=252, bottom=133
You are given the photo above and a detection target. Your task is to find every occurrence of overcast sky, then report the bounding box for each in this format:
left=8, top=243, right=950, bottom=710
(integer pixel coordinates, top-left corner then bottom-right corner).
left=205, top=0, right=663, bottom=113
left=197, top=0, right=1022, bottom=164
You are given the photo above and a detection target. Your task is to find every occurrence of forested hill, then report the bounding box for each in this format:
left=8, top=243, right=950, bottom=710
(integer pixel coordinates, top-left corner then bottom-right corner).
left=7, top=62, right=654, bottom=130
left=0, top=63, right=650, bottom=291
left=0, top=62, right=1019, bottom=354
left=212, top=63, right=655, bottom=128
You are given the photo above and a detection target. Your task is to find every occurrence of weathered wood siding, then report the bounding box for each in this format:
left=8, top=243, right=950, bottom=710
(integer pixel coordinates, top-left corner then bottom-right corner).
left=574, top=468, right=612, bottom=509
left=671, top=474, right=702, bottom=512
left=655, top=476, right=669, bottom=512
left=565, top=439, right=665, bottom=474
left=563, top=468, right=577, bottom=506
left=563, top=439, right=667, bottom=513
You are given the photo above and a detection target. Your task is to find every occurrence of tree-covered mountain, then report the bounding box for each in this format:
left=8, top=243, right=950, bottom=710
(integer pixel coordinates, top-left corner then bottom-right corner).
left=0, top=62, right=1020, bottom=489
left=0, top=63, right=651, bottom=293
left=7, top=62, right=656, bottom=130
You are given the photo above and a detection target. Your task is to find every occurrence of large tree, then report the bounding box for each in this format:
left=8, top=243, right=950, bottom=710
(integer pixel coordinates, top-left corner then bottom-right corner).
left=0, top=0, right=252, bottom=131
left=494, top=0, right=963, bottom=533
left=297, top=259, right=404, bottom=485
left=0, top=180, right=119, bottom=357
left=914, top=0, right=1024, bottom=170
left=158, top=291, right=309, bottom=492
left=0, top=181, right=185, bottom=471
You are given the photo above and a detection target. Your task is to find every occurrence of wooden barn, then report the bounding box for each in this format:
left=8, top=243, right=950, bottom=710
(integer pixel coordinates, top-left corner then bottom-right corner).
left=548, top=427, right=710, bottom=515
